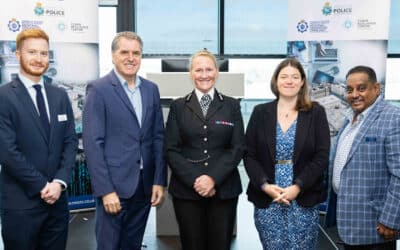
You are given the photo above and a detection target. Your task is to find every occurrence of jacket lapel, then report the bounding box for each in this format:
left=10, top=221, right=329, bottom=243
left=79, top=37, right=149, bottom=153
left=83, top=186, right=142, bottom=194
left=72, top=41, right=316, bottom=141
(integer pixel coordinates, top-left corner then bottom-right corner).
left=139, top=77, right=148, bottom=127
left=186, top=91, right=206, bottom=122
left=44, top=81, right=56, bottom=144
left=205, top=91, right=223, bottom=119
left=293, top=110, right=311, bottom=164
left=345, top=98, right=383, bottom=165
left=12, top=78, right=49, bottom=143
left=109, top=71, right=140, bottom=126
left=264, top=102, right=277, bottom=163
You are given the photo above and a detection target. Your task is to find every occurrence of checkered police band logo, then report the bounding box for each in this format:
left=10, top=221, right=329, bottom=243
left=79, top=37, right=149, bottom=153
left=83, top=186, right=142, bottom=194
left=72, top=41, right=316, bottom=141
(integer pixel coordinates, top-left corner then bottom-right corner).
left=322, top=2, right=333, bottom=16
left=297, top=20, right=308, bottom=33
left=8, top=18, right=21, bottom=32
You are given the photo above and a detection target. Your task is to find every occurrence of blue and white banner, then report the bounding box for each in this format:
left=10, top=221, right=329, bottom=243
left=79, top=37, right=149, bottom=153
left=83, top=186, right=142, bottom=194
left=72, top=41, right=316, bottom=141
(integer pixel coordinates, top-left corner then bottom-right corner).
left=287, top=0, right=391, bottom=211
left=0, top=0, right=99, bottom=210
left=288, top=0, right=390, bottom=139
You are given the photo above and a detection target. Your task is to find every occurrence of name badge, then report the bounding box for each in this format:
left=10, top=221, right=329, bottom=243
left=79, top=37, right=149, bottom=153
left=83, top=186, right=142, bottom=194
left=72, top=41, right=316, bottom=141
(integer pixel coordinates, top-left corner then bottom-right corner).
left=58, top=114, right=67, bottom=122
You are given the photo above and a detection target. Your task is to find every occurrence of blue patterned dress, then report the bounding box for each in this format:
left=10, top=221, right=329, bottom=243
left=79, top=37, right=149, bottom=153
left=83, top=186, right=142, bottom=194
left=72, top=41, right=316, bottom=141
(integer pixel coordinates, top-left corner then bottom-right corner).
left=254, top=120, right=319, bottom=250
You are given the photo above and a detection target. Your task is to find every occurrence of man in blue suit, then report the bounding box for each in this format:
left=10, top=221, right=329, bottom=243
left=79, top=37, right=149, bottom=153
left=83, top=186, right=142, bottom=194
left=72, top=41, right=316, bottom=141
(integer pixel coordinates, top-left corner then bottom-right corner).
left=0, top=29, right=78, bottom=250
left=326, top=66, right=400, bottom=249
left=82, top=31, right=166, bottom=250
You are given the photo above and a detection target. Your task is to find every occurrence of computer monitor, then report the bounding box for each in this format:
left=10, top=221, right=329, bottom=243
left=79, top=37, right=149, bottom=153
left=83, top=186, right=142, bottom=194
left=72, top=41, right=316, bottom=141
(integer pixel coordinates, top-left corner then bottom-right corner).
left=312, top=70, right=334, bottom=84
left=161, top=58, right=229, bottom=72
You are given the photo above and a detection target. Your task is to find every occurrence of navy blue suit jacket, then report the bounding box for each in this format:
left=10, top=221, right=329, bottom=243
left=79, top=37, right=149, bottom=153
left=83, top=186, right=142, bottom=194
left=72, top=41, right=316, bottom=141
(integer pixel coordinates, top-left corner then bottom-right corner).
left=0, top=77, right=78, bottom=209
left=82, top=71, right=166, bottom=199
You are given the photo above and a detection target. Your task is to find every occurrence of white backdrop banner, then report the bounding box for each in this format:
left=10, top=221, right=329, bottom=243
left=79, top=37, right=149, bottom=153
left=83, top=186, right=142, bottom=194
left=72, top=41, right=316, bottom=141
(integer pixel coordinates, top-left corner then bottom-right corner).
left=288, top=0, right=390, bottom=41
left=0, top=0, right=99, bottom=210
left=287, top=0, right=391, bottom=212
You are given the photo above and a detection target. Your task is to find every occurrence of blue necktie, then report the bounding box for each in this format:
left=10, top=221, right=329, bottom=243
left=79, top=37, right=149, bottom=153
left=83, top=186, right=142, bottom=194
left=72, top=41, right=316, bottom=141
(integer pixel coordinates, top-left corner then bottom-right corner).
left=33, top=84, right=50, bottom=139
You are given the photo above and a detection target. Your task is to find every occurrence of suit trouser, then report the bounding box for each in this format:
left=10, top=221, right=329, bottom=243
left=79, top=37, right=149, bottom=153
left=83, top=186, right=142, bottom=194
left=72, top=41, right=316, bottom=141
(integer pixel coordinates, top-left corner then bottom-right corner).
left=0, top=196, right=69, bottom=250
left=173, top=196, right=238, bottom=250
left=95, top=173, right=151, bottom=250
left=343, top=241, right=396, bottom=250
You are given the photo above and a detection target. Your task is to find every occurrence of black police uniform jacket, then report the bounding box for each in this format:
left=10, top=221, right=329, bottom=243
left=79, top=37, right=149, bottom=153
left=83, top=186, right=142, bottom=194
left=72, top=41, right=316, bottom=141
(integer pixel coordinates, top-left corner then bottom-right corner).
left=165, top=89, right=244, bottom=200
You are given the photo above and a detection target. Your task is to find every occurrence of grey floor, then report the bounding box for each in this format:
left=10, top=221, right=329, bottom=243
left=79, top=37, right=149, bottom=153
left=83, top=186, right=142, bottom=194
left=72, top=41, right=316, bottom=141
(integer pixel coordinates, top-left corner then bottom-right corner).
left=1, top=168, right=343, bottom=250
left=66, top=167, right=343, bottom=250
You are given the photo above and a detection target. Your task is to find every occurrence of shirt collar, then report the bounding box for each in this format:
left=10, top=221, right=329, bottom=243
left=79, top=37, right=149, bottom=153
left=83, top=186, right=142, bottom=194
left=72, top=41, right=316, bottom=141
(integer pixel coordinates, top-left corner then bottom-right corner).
left=195, top=87, right=214, bottom=102
left=345, top=95, right=382, bottom=123
left=18, top=73, right=44, bottom=90
left=113, top=68, right=141, bottom=89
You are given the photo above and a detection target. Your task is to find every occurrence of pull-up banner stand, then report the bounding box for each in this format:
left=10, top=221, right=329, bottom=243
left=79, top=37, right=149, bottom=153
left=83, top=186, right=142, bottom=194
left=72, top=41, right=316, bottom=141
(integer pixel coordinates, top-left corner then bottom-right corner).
left=0, top=0, right=99, bottom=210
left=287, top=0, right=391, bottom=212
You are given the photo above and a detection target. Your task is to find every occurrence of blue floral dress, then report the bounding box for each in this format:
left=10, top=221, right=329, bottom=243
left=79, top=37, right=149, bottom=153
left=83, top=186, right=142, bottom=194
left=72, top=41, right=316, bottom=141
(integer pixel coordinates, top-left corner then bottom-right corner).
left=254, top=120, right=319, bottom=250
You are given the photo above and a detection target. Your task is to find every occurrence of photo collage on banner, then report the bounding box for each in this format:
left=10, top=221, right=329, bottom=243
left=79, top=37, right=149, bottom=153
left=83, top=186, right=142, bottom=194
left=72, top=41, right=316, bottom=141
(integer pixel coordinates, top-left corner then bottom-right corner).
left=0, top=0, right=99, bottom=210
left=287, top=0, right=391, bottom=210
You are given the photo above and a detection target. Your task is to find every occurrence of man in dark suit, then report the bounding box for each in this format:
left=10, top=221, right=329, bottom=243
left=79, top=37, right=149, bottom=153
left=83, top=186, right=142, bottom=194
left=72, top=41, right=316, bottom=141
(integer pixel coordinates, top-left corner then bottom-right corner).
left=82, top=31, right=166, bottom=250
left=0, top=29, right=78, bottom=250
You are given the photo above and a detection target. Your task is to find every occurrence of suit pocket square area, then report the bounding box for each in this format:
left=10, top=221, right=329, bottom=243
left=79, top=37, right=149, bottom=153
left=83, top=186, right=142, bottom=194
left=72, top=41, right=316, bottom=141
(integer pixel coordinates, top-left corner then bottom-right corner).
left=365, top=136, right=377, bottom=142
left=57, top=114, right=68, bottom=122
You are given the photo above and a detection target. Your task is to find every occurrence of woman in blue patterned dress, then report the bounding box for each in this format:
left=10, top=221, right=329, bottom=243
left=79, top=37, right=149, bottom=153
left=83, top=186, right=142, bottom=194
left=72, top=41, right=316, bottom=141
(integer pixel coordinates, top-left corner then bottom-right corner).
left=244, top=58, right=330, bottom=250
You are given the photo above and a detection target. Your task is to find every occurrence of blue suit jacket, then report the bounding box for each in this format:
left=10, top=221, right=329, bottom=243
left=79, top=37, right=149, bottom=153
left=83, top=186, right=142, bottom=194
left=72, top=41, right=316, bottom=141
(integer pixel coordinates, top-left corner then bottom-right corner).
left=82, top=71, right=166, bottom=199
left=0, top=77, right=78, bottom=209
left=326, top=98, right=400, bottom=245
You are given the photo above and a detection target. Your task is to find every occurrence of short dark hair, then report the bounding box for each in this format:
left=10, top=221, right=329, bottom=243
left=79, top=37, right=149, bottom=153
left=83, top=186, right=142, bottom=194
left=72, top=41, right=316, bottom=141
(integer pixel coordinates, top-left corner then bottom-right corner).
left=346, top=65, right=377, bottom=83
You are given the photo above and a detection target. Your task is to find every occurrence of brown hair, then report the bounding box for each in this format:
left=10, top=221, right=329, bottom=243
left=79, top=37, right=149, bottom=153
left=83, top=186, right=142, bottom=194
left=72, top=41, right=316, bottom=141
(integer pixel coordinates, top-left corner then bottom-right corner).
left=16, top=29, right=49, bottom=50
left=270, top=57, right=312, bottom=111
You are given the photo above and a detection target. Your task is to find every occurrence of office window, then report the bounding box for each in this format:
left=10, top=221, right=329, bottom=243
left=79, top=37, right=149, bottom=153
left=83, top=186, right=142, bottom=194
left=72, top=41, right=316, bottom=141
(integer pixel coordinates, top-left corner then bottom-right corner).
left=99, top=7, right=117, bottom=75
left=224, top=0, right=288, bottom=55
left=388, top=0, right=400, bottom=54
left=136, top=0, right=219, bottom=55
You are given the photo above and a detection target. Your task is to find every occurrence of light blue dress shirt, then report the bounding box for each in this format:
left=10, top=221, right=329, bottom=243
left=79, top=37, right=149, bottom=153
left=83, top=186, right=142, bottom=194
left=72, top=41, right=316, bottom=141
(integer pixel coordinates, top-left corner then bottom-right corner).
left=113, top=69, right=142, bottom=127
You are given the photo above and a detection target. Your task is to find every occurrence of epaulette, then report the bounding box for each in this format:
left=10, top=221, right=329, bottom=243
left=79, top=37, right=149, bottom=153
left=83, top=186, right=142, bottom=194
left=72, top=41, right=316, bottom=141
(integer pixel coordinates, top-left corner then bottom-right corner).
left=185, top=92, right=193, bottom=102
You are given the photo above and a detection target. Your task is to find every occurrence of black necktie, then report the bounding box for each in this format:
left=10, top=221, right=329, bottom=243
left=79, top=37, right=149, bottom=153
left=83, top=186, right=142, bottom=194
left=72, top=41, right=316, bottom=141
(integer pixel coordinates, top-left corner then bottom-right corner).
left=33, top=84, right=50, bottom=139
left=200, top=94, right=211, bottom=116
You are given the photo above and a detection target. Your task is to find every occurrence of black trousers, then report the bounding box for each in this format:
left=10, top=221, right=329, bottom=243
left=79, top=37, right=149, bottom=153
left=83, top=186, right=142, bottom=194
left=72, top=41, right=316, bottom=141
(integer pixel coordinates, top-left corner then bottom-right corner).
left=173, top=196, right=238, bottom=250
left=1, top=197, right=69, bottom=250
left=344, top=241, right=396, bottom=250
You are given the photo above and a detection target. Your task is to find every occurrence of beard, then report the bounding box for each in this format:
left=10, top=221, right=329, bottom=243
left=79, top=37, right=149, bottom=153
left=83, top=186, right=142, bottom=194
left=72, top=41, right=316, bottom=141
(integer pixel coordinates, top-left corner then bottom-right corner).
left=19, top=56, right=49, bottom=77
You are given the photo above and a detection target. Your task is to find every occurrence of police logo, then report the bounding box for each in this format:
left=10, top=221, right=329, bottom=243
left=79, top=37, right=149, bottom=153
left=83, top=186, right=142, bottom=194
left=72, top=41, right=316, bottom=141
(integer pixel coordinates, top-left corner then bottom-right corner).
left=322, top=2, right=332, bottom=16
left=34, top=2, right=45, bottom=16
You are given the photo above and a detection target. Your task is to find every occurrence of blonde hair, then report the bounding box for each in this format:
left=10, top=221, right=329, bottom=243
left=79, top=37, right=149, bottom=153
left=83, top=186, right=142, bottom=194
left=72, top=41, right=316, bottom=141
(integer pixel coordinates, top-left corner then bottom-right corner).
left=189, top=49, right=218, bottom=71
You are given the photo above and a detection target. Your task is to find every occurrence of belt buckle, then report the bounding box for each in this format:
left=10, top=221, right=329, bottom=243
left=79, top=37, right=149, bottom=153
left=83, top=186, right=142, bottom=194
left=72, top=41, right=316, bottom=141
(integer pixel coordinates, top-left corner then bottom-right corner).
left=276, top=159, right=292, bottom=164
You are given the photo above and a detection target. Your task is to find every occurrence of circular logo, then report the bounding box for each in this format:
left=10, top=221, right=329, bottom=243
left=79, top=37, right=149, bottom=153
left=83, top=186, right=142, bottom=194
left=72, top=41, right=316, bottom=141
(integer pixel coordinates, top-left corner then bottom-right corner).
left=297, top=20, right=308, bottom=33
left=8, top=19, right=21, bottom=32
left=344, top=20, right=352, bottom=29
left=58, top=22, right=66, bottom=31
